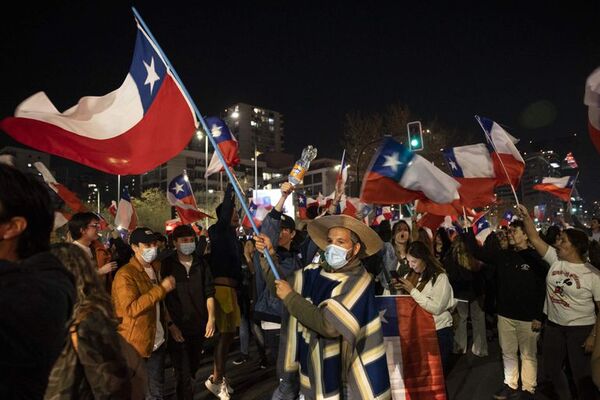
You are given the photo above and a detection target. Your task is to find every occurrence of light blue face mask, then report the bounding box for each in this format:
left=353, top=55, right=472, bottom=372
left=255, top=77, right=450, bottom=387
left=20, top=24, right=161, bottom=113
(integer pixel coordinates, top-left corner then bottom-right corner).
left=178, top=242, right=196, bottom=256
left=141, top=247, right=158, bottom=263
left=324, top=244, right=350, bottom=270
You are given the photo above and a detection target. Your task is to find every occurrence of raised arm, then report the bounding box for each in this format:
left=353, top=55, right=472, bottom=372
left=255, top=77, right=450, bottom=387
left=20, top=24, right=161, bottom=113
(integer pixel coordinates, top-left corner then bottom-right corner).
left=517, top=204, right=549, bottom=257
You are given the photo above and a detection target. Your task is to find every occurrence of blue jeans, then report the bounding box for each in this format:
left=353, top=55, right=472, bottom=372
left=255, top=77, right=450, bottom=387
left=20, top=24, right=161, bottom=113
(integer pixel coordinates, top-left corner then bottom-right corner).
left=437, top=327, right=453, bottom=375
left=239, top=317, right=266, bottom=358
left=145, top=344, right=166, bottom=400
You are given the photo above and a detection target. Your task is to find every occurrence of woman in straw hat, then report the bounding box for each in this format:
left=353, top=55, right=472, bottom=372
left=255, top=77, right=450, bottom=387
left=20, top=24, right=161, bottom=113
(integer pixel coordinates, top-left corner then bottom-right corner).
left=254, top=214, right=391, bottom=400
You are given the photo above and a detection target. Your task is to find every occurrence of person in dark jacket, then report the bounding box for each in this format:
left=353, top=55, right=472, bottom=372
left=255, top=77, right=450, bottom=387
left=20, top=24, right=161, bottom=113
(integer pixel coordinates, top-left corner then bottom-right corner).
left=162, top=225, right=215, bottom=400
left=466, top=220, right=549, bottom=400
left=0, top=164, right=76, bottom=399
left=205, top=184, right=243, bottom=399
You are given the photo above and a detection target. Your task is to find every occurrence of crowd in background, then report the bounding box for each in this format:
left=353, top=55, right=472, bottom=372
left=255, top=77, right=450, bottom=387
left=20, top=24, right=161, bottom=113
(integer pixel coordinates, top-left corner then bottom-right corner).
left=2, top=162, right=600, bottom=400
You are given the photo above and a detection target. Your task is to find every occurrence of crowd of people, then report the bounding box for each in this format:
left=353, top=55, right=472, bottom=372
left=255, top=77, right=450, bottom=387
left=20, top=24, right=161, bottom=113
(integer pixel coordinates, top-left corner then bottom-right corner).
left=2, top=162, right=600, bottom=400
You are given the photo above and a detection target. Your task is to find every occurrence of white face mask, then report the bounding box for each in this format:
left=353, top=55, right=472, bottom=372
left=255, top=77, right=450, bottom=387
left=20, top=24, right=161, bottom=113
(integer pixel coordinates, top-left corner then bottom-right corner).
left=141, top=247, right=158, bottom=263
left=178, top=242, right=196, bottom=256
left=324, top=244, right=351, bottom=270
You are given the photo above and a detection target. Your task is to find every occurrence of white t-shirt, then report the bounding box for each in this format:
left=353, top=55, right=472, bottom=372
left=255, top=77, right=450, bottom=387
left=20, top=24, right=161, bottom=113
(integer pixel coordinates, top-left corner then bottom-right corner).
left=408, top=273, right=457, bottom=330
left=179, top=258, right=193, bottom=275
left=143, top=266, right=165, bottom=350
left=543, top=247, right=600, bottom=326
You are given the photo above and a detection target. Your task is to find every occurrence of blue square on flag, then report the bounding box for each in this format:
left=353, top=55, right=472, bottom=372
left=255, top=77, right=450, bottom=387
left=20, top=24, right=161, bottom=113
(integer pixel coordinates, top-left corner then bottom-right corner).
left=369, top=138, right=414, bottom=182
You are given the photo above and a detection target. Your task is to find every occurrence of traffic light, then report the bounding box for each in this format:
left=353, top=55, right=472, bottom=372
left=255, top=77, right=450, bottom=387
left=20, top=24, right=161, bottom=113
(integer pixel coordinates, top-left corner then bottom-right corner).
left=407, top=121, right=423, bottom=151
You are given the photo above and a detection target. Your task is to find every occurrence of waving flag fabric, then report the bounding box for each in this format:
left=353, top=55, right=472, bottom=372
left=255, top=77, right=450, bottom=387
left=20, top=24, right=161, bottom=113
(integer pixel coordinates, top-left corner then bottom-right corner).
left=534, top=204, right=546, bottom=222
left=108, top=200, right=118, bottom=218
left=297, top=193, right=308, bottom=219
left=585, top=67, right=600, bottom=155
left=472, top=213, right=492, bottom=243
left=114, top=188, right=138, bottom=231
left=167, top=172, right=211, bottom=224
left=335, top=150, right=349, bottom=188
left=533, top=176, right=575, bottom=202
left=242, top=200, right=272, bottom=229
left=34, top=161, right=87, bottom=214
left=1, top=20, right=197, bottom=175
left=443, top=143, right=497, bottom=208
left=204, top=117, right=240, bottom=178
left=361, top=137, right=460, bottom=205
left=372, top=206, right=393, bottom=226
left=499, top=210, right=514, bottom=227
left=376, top=296, right=446, bottom=400
left=475, top=116, right=525, bottom=188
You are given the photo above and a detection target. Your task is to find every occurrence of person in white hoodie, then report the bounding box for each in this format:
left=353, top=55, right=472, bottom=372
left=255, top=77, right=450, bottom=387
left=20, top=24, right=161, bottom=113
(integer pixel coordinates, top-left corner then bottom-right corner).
left=393, top=240, right=457, bottom=374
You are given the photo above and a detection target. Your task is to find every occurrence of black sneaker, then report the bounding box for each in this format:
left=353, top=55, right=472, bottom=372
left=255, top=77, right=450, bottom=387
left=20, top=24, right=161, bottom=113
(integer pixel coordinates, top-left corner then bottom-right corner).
left=232, top=354, right=249, bottom=365
left=493, top=384, right=520, bottom=400
left=259, top=358, right=269, bottom=369
left=519, top=391, right=534, bottom=400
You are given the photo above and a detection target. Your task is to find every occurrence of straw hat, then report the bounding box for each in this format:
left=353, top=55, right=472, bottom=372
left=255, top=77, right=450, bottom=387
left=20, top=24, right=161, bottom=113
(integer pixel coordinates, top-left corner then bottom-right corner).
left=307, top=215, right=383, bottom=257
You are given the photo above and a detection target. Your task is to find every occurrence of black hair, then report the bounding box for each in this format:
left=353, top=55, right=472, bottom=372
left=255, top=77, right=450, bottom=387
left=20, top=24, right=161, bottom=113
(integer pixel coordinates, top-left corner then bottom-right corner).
left=68, top=212, right=100, bottom=240
left=377, top=220, right=392, bottom=243
left=562, top=228, right=589, bottom=259
left=509, top=220, right=525, bottom=231
left=172, top=224, right=196, bottom=241
left=589, top=241, right=600, bottom=268
left=434, top=227, right=452, bottom=259
left=0, top=165, right=54, bottom=258
left=543, top=225, right=561, bottom=246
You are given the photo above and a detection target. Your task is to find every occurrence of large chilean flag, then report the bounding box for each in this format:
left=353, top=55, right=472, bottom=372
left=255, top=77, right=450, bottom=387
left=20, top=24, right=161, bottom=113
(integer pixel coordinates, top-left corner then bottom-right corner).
left=475, top=116, right=525, bottom=189
left=0, top=20, right=198, bottom=175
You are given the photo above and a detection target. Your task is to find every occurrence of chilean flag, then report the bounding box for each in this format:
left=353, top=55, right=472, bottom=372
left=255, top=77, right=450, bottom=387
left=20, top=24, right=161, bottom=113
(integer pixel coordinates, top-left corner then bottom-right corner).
left=108, top=201, right=118, bottom=218
left=167, top=172, right=212, bottom=224
left=499, top=210, right=514, bottom=227
left=0, top=20, right=197, bottom=175
left=443, top=143, right=497, bottom=208
left=532, top=176, right=576, bottom=202
left=33, top=161, right=87, bottom=214
left=475, top=116, right=525, bottom=188
left=472, top=213, right=492, bottom=243
left=372, top=206, right=393, bottom=226
left=585, top=67, right=600, bottom=155
left=376, top=296, right=446, bottom=399
left=204, top=117, right=240, bottom=178
left=114, top=188, right=138, bottom=231
left=297, top=193, right=308, bottom=219
left=242, top=201, right=271, bottom=229
left=361, top=137, right=460, bottom=205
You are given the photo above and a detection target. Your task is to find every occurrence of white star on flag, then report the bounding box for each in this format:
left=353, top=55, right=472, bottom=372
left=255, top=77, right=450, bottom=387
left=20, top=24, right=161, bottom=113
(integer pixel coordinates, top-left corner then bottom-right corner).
left=143, top=57, right=161, bottom=94
left=378, top=309, right=388, bottom=324
left=382, top=152, right=402, bottom=172
left=210, top=124, right=222, bottom=137
left=449, top=160, right=457, bottom=170
left=172, top=182, right=184, bottom=194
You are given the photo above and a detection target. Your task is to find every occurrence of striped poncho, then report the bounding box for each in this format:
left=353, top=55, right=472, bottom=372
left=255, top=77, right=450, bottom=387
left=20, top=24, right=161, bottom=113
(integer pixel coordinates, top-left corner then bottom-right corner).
left=281, top=262, right=391, bottom=400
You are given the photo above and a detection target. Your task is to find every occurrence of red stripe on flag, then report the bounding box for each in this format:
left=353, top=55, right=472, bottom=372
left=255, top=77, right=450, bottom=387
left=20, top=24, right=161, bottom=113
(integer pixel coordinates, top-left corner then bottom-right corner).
left=396, top=297, right=446, bottom=399
left=0, top=75, right=196, bottom=175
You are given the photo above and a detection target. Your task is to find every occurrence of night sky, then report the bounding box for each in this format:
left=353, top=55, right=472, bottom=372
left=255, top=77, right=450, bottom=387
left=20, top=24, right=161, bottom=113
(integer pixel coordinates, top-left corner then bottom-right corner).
left=2, top=2, right=599, bottom=200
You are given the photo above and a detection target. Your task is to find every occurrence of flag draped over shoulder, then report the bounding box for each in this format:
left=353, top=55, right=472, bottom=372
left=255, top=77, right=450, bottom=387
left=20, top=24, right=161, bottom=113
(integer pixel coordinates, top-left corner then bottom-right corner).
left=0, top=20, right=198, bottom=175
left=167, top=172, right=211, bottom=224
left=361, top=137, right=460, bottom=205
left=376, top=295, right=446, bottom=400
left=475, top=116, right=525, bottom=188
left=585, top=67, right=600, bottom=155
left=533, top=176, right=576, bottom=202
left=204, top=117, right=240, bottom=178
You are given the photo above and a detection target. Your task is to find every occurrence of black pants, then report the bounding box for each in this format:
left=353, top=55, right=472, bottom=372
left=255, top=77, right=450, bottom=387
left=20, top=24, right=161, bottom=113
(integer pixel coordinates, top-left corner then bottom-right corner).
left=168, top=334, right=205, bottom=400
left=542, top=321, right=596, bottom=400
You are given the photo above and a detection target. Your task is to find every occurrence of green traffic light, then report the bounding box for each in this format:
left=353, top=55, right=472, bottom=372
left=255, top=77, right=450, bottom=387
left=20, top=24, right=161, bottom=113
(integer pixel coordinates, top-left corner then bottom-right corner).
left=411, top=138, right=420, bottom=147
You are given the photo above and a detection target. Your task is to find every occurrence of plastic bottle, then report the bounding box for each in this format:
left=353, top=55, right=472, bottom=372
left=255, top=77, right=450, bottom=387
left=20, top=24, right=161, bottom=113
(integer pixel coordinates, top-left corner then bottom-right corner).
left=288, top=145, right=318, bottom=185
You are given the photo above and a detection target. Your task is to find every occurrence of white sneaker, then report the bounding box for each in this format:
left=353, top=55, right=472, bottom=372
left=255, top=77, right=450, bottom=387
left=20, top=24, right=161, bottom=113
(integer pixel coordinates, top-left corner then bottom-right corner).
left=205, top=375, right=232, bottom=399
left=222, top=376, right=234, bottom=394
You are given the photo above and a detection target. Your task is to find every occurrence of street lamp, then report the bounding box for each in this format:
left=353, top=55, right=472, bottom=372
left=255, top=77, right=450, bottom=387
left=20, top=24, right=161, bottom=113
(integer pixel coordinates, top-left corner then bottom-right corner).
left=254, top=147, right=262, bottom=190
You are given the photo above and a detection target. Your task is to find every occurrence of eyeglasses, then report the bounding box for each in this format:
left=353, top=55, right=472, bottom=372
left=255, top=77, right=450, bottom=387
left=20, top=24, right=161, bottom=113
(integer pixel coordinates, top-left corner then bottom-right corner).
left=88, top=223, right=101, bottom=229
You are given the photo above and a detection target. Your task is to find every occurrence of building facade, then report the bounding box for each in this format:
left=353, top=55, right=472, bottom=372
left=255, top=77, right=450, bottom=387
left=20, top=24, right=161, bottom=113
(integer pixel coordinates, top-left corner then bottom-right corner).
left=222, top=103, right=284, bottom=159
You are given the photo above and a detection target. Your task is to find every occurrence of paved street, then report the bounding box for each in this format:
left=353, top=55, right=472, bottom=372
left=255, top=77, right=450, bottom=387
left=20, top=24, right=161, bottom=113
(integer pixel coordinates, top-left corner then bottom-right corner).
left=163, top=332, right=561, bottom=399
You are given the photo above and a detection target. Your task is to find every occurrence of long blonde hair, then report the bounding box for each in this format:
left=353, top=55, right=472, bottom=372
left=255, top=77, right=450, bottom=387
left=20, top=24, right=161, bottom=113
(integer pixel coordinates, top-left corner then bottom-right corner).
left=451, top=237, right=477, bottom=270
left=50, top=243, right=117, bottom=325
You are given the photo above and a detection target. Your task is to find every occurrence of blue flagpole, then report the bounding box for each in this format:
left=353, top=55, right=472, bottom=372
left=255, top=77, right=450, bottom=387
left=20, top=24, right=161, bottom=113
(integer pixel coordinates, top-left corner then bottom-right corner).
left=132, top=7, right=280, bottom=279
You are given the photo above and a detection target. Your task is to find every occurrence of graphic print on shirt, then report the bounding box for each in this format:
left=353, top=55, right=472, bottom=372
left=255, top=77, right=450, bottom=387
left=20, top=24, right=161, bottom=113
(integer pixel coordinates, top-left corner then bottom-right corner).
left=549, top=270, right=581, bottom=308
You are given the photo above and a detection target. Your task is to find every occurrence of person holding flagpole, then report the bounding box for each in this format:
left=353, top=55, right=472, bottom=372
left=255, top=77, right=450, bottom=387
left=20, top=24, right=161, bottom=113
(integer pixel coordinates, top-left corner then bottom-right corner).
left=254, top=214, right=391, bottom=399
